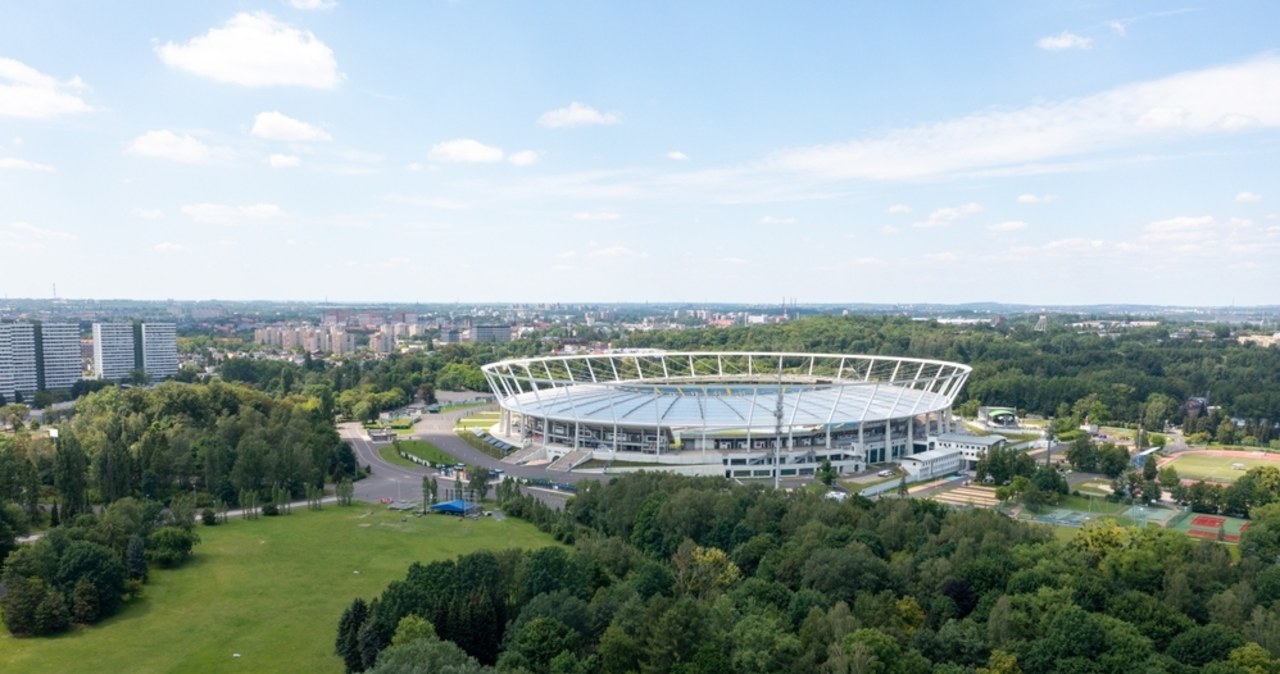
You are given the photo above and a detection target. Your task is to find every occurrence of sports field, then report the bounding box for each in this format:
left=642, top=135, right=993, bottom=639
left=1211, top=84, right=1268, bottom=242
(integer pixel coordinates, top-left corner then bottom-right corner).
left=1169, top=512, right=1251, bottom=543
left=1161, top=449, right=1280, bottom=483
left=0, top=506, right=555, bottom=674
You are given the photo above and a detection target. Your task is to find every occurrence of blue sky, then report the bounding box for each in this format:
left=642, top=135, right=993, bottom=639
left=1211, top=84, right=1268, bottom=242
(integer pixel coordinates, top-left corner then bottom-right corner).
left=1, top=1, right=1277, bottom=305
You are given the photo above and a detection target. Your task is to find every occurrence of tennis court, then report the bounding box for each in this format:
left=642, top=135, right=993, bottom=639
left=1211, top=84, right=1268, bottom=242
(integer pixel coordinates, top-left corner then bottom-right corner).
left=1169, top=510, right=1251, bottom=543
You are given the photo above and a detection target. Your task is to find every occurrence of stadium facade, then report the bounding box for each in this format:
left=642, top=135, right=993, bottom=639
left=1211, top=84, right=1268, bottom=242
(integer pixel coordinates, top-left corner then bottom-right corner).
left=482, top=351, right=972, bottom=478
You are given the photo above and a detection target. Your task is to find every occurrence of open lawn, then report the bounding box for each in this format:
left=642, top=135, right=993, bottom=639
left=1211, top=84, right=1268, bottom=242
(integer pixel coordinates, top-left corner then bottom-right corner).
left=0, top=506, right=556, bottom=674
left=1163, top=450, right=1280, bottom=484
left=1059, top=493, right=1128, bottom=514
left=396, top=439, right=461, bottom=466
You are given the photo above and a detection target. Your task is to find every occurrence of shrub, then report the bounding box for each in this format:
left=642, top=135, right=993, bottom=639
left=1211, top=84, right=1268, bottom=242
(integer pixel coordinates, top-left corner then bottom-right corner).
left=201, top=508, right=218, bottom=526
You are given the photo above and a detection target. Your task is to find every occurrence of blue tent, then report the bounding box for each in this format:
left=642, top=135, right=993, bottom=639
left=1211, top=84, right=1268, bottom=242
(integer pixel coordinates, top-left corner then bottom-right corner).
left=430, top=499, right=481, bottom=516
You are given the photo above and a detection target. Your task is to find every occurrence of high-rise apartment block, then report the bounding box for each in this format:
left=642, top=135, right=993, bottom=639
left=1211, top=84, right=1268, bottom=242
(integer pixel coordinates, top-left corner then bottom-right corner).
left=93, top=323, right=137, bottom=381
left=142, top=323, right=179, bottom=380
left=39, top=323, right=83, bottom=391
left=92, top=322, right=178, bottom=382
left=0, top=322, right=84, bottom=401
left=0, top=323, right=38, bottom=402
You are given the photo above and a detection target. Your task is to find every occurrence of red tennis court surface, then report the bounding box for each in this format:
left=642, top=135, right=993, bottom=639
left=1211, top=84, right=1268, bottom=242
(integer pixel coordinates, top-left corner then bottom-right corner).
left=1187, top=528, right=1240, bottom=543
left=1192, top=515, right=1226, bottom=528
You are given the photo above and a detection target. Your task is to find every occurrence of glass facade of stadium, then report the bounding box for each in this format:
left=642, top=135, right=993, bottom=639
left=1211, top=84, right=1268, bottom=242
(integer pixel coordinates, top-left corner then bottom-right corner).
left=482, top=352, right=971, bottom=478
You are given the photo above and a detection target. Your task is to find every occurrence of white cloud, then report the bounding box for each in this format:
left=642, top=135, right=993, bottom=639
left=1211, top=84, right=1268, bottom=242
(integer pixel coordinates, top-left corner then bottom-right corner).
left=1037, top=31, right=1093, bottom=51
left=384, top=194, right=469, bottom=210
left=0, top=157, right=54, bottom=171
left=1016, top=194, right=1057, bottom=204
left=267, top=153, right=301, bottom=168
left=406, top=162, right=424, bottom=172
left=587, top=244, right=644, bottom=259
left=429, top=138, right=504, bottom=163
left=289, top=0, right=336, bottom=9
left=156, top=12, right=343, bottom=89
left=218, top=239, right=239, bottom=247
left=925, top=252, right=960, bottom=262
left=508, top=150, right=539, bottom=166
left=881, top=225, right=899, bottom=234
left=252, top=110, right=331, bottom=141
left=915, top=202, right=982, bottom=228
left=988, top=220, right=1028, bottom=232
left=886, top=203, right=912, bottom=214
left=761, top=215, right=796, bottom=225
left=0, top=221, right=77, bottom=250
left=132, top=208, right=164, bottom=220
left=666, top=151, right=688, bottom=161
left=1107, top=20, right=1127, bottom=36
left=126, top=130, right=217, bottom=164
left=152, top=242, right=188, bottom=253
left=181, top=202, right=284, bottom=225
left=0, top=57, right=93, bottom=118
left=574, top=211, right=621, bottom=221
left=537, top=102, right=621, bottom=128
left=1236, top=191, right=1263, bottom=203
left=768, top=56, right=1280, bottom=181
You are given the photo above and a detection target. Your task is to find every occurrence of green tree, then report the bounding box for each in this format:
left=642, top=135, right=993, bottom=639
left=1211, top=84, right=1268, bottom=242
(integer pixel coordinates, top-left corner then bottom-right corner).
left=335, top=597, right=369, bottom=674
left=53, top=429, right=89, bottom=517
left=147, top=526, right=200, bottom=567
left=126, top=534, right=148, bottom=581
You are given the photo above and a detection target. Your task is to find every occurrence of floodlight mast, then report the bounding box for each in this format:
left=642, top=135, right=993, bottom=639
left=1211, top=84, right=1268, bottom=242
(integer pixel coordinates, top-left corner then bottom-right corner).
left=775, top=369, right=784, bottom=490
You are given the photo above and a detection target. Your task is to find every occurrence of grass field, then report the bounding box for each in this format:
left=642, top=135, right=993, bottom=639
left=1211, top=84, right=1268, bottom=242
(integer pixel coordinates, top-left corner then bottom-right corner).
left=1059, top=493, right=1128, bottom=514
left=455, top=412, right=500, bottom=431
left=0, top=506, right=555, bottom=674
left=396, top=439, right=462, bottom=466
left=1163, top=450, right=1280, bottom=483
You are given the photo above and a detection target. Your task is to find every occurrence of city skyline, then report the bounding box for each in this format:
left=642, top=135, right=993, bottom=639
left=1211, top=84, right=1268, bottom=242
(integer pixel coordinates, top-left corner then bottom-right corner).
left=2, top=2, right=1278, bottom=305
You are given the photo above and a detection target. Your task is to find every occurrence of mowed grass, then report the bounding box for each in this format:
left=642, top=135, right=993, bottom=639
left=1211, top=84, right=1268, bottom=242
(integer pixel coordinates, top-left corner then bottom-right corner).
left=1165, top=451, right=1280, bottom=483
left=0, top=506, right=556, bottom=674
left=398, top=439, right=462, bottom=466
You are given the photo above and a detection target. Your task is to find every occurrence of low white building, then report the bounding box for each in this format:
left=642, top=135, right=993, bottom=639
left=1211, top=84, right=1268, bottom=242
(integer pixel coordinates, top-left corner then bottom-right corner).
left=928, top=433, right=1007, bottom=470
left=900, top=447, right=963, bottom=480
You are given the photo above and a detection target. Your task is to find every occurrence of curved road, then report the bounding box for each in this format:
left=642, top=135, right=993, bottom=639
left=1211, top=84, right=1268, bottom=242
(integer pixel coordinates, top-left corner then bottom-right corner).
left=340, top=406, right=605, bottom=507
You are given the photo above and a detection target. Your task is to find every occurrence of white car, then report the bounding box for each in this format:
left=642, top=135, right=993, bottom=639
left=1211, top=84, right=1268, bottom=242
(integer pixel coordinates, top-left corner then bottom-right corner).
left=877, top=469, right=894, bottom=477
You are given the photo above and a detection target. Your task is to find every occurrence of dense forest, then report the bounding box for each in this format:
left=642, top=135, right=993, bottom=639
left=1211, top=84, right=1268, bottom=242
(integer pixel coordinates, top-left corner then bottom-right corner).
left=342, top=472, right=1280, bottom=674
left=216, top=341, right=536, bottom=422
left=619, top=316, right=1280, bottom=442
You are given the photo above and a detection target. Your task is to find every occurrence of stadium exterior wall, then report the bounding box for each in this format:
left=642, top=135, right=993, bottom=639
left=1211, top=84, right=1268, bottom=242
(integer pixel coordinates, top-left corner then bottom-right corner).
left=483, top=351, right=972, bottom=479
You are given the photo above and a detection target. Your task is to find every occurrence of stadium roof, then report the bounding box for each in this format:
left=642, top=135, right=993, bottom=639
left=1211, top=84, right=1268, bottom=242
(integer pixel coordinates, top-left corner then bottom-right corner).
left=484, top=352, right=970, bottom=432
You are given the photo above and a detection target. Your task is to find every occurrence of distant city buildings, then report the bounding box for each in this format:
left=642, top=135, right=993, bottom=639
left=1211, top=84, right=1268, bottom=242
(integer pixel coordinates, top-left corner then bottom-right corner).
left=92, top=322, right=178, bottom=382
left=470, top=325, right=512, bottom=343
left=254, top=325, right=356, bottom=355
left=0, top=322, right=83, bottom=401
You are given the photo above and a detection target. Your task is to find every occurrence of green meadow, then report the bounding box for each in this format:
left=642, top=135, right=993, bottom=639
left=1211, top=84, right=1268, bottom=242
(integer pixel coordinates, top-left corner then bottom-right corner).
left=0, top=506, right=555, bottom=674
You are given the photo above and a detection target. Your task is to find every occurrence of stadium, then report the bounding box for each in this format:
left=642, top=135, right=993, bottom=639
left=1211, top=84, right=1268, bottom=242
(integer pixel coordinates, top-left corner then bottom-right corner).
left=482, top=351, right=974, bottom=478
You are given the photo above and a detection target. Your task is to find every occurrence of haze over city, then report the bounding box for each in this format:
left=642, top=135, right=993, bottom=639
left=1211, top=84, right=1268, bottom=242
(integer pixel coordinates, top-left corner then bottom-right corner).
left=2, top=2, right=1278, bottom=305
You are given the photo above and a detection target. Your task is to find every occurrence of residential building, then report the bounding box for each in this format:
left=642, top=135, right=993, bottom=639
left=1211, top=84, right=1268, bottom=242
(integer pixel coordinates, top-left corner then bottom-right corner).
left=39, top=323, right=83, bottom=391
left=0, top=323, right=38, bottom=401
left=142, top=323, right=179, bottom=381
left=93, top=323, right=136, bottom=381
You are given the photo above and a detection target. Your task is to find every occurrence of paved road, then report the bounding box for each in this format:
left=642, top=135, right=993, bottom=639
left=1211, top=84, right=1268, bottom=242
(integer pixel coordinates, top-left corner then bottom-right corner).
left=340, top=406, right=593, bottom=509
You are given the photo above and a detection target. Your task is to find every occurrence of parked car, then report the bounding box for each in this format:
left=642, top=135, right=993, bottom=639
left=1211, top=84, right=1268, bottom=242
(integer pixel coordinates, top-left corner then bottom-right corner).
left=878, top=469, right=894, bottom=477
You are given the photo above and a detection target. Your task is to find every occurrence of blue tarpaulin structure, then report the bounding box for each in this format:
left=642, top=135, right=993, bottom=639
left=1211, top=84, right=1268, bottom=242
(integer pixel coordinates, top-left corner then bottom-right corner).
left=430, top=499, right=481, bottom=517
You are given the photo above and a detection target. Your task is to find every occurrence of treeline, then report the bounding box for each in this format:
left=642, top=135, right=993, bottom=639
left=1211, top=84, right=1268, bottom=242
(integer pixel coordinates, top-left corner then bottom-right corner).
left=343, top=473, right=1280, bottom=674
left=218, top=342, right=539, bottom=422
left=618, top=316, right=1280, bottom=439
left=0, top=380, right=356, bottom=538
left=1, top=496, right=199, bottom=636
